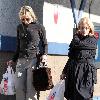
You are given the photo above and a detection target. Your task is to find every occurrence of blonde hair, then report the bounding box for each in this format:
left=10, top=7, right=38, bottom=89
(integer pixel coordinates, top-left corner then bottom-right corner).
left=19, top=6, right=37, bottom=22
left=78, top=17, right=94, bottom=36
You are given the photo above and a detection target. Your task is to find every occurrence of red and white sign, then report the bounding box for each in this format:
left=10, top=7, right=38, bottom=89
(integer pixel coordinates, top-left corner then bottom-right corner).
left=43, top=2, right=74, bottom=43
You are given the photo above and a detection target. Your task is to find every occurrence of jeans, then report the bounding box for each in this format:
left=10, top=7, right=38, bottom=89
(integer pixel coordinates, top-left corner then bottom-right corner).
left=15, top=58, right=37, bottom=100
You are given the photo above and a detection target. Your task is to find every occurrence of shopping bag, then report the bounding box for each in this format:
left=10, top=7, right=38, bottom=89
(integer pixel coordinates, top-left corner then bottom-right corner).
left=47, top=80, right=65, bottom=100
left=0, top=66, right=15, bottom=95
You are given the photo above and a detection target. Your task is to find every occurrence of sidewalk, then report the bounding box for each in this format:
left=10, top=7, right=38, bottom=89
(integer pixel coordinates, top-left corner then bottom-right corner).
left=0, top=55, right=100, bottom=100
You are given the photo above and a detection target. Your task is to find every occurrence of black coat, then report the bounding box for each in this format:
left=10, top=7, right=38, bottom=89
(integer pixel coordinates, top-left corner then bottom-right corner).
left=12, top=22, right=48, bottom=62
left=63, top=34, right=97, bottom=100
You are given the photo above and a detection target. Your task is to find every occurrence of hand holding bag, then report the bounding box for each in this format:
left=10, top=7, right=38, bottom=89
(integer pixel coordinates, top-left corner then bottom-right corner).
left=32, top=61, right=54, bottom=91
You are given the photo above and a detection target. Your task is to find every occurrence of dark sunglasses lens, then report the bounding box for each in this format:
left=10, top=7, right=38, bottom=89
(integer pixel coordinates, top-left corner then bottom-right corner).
left=22, top=18, right=30, bottom=21
left=26, top=18, right=30, bottom=21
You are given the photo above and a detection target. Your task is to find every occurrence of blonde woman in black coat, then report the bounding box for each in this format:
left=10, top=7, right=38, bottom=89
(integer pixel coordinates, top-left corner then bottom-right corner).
left=61, top=17, right=97, bottom=100
left=7, top=6, right=48, bottom=100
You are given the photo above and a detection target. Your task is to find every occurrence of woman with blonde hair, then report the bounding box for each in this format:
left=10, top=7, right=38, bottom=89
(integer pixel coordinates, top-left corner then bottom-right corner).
left=61, top=17, right=97, bottom=100
left=78, top=17, right=94, bottom=36
left=7, top=6, right=48, bottom=100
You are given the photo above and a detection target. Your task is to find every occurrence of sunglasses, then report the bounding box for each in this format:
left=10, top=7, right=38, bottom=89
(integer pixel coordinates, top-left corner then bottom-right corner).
left=21, top=18, right=30, bottom=22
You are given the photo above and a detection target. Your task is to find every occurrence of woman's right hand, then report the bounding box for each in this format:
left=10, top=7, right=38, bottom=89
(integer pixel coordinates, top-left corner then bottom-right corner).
left=7, top=60, right=14, bottom=66
left=60, top=73, right=66, bottom=80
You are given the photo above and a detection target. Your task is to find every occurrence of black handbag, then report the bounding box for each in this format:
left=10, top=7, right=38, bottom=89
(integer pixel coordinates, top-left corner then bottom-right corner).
left=32, top=66, right=54, bottom=91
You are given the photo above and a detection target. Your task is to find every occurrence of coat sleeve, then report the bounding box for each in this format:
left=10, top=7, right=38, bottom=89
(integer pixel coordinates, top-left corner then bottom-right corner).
left=62, top=58, right=72, bottom=75
left=12, top=26, right=20, bottom=62
left=39, top=24, right=48, bottom=55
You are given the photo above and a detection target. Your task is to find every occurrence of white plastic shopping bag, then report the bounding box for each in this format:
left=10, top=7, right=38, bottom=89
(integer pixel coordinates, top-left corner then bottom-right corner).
left=47, top=80, right=65, bottom=100
left=0, top=66, right=16, bottom=95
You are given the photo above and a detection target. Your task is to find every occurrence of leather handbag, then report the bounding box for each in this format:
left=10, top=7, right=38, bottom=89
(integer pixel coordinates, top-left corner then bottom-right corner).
left=32, top=66, right=54, bottom=91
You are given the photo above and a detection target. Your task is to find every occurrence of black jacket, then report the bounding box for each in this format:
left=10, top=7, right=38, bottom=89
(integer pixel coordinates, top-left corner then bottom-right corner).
left=12, top=22, right=48, bottom=62
left=63, top=34, right=97, bottom=74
